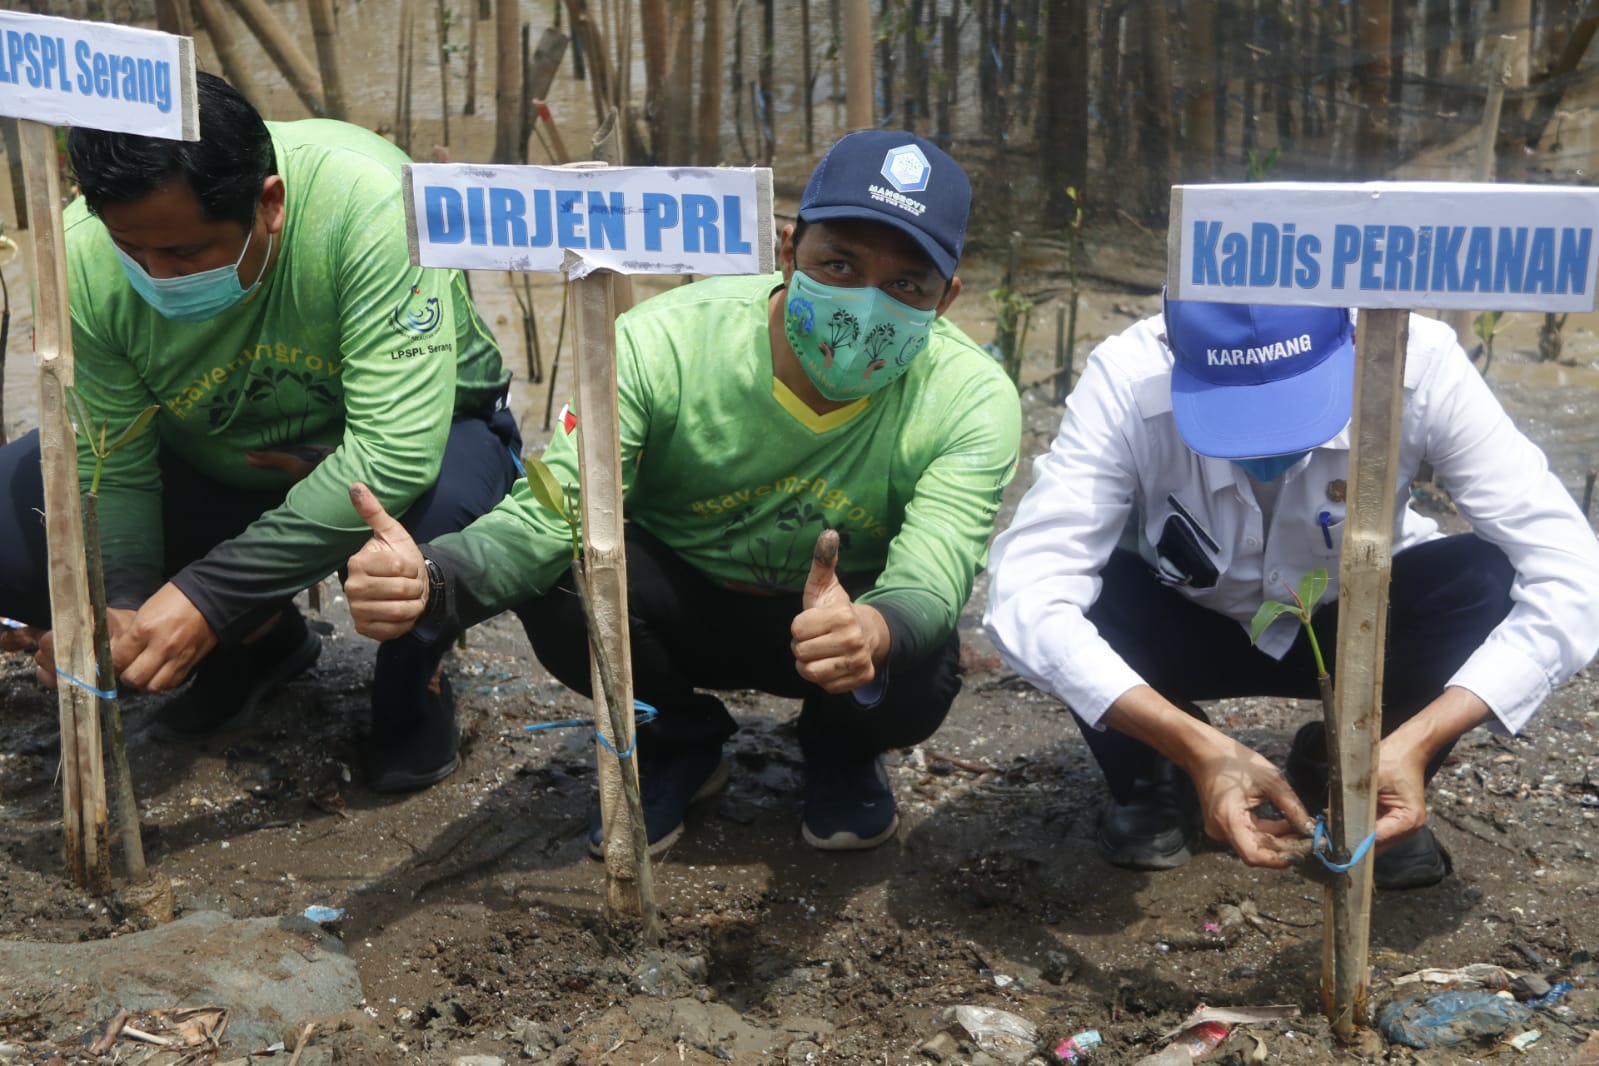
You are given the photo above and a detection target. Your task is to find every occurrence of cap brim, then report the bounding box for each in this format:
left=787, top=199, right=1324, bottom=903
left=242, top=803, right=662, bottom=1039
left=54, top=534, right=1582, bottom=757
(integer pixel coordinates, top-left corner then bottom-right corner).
left=798, top=203, right=957, bottom=279
left=1170, top=328, right=1355, bottom=459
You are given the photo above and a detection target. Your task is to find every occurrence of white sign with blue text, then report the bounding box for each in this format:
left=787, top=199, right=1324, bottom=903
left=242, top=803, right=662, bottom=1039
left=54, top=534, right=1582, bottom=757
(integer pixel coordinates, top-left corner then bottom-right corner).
left=403, top=163, right=774, bottom=278
left=1168, top=182, right=1599, bottom=312
left=0, top=11, right=197, bottom=140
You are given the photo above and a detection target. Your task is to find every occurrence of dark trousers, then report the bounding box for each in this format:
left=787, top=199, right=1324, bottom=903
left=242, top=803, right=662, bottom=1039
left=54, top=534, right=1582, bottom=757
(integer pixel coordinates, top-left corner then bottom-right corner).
left=1081, top=535, right=1516, bottom=802
left=0, top=412, right=521, bottom=719
left=516, top=524, right=962, bottom=763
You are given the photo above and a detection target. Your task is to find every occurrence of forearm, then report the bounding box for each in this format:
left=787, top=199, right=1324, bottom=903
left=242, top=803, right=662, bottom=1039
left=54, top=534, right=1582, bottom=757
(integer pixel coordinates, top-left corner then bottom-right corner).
left=1385, top=686, right=1490, bottom=767
left=1100, top=684, right=1224, bottom=773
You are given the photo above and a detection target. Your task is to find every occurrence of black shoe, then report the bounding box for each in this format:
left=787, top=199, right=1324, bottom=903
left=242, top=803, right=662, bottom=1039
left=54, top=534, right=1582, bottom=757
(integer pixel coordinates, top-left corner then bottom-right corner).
left=1374, top=825, right=1452, bottom=890
left=1286, top=721, right=1329, bottom=814
left=1096, top=764, right=1197, bottom=871
left=152, top=610, right=321, bottom=740
left=365, top=675, right=460, bottom=793
left=587, top=745, right=729, bottom=858
left=801, top=754, right=899, bottom=851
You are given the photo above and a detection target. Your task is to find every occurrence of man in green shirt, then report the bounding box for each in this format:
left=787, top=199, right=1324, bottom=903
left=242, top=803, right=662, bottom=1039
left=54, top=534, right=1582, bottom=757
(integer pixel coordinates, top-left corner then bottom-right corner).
left=344, top=131, right=1021, bottom=853
left=0, top=72, right=518, bottom=792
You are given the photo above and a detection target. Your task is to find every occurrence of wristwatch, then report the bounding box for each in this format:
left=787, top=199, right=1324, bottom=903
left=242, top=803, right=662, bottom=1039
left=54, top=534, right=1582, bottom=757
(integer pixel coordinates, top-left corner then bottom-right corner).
left=420, top=555, right=448, bottom=628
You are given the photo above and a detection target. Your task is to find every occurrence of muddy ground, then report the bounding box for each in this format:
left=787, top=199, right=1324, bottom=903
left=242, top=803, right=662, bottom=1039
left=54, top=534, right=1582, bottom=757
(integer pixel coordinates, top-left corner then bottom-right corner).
left=4, top=224, right=1599, bottom=1066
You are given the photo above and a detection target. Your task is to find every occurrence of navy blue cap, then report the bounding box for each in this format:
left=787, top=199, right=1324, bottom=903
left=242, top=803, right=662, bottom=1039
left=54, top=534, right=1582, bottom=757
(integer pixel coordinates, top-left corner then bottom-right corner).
left=798, top=130, right=970, bottom=279
left=1164, top=297, right=1356, bottom=459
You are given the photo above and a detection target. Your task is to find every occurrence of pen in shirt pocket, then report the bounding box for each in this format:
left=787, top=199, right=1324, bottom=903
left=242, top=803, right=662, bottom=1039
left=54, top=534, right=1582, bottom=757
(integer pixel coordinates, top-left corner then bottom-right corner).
left=1318, top=510, right=1334, bottom=549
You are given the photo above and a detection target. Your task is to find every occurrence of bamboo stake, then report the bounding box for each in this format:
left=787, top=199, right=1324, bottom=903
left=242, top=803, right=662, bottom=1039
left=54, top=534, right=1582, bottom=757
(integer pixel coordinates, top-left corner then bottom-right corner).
left=154, top=0, right=192, bottom=35
left=698, top=0, right=724, bottom=164
left=492, top=0, right=519, bottom=161
left=463, top=0, right=478, bottom=115
left=1326, top=308, right=1409, bottom=1039
left=843, top=0, right=872, bottom=130
left=84, top=495, right=146, bottom=882
left=800, top=0, right=813, bottom=153
left=565, top=181, right=647, bottom=925
left=221, top=0, right=328, bottom=116
left=396, top=0, right=416, bottom=154
left=188, top=0, right=263, bottom=108
left=305, top=0, right=348, bottom=121
left=434, top=0, right=452, bottom=146
left=20, top=119, right=110, bottom=893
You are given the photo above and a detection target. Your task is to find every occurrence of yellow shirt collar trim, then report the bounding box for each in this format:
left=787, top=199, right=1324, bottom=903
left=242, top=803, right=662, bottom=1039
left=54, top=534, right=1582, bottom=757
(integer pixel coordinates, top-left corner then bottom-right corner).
left=771, top=377, right=871, bottom=432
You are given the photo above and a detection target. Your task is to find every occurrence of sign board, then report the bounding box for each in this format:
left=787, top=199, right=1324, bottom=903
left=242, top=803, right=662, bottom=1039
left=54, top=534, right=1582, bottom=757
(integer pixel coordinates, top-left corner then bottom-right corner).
left=0, top=11, right=197, bottom=140
left=404, top=164, right=775, bottom=278
left=1168, top=182, right=1599, bottom=312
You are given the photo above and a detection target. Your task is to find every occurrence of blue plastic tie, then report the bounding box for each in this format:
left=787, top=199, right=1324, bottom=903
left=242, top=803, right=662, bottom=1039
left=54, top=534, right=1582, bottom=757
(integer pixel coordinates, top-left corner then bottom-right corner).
left=55, top=669, right=118, bottom=701
left=1310, top=814, right=1377, bottom=874
left=525, top=700, right=658, bottom=760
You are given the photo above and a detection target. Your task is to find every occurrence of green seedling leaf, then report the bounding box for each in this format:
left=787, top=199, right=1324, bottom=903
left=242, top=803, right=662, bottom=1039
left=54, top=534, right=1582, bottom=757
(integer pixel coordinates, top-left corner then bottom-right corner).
left=63, top=385, right=97, bottom=445
left=1296, top=569, right=1329, bottom=614
left=107, top=405, right=160, bottom=455
left=1250, top=599, right=1300, bottom=644
left=523, top=457, right=570, bottom=523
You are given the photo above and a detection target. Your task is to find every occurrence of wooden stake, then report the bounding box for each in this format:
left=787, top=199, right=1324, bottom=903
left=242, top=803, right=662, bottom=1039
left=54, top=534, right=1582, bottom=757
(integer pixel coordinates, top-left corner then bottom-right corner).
left=222, top=0, right=328, bottom=117
left=1326, top=308, right=1409, bottom=1038
left=434, top=0, right=452, bottom=146
left=20, top=119, right=111, bottom=893
left=396, top=0, right=417, bottom=154
left=698, top=0, right=724, bottom=164
left=491, top=0, right=520, bottom=161
left=567, top=209, right=643, bottom=921
left=306, top=0, right=348, bottom=120
left=189, top=0, right=264, bottom=108
left=843, top=0, right=872, bottom=130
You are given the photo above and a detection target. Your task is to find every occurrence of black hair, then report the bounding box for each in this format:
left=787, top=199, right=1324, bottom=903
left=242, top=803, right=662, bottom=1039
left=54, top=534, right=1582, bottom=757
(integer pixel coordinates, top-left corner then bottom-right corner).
left=68, top=72, right=276, bottom=228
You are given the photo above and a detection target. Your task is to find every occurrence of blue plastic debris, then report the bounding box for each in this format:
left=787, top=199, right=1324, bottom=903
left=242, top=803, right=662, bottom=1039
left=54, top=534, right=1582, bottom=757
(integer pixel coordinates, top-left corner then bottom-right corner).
left=303, top=905, right=346, bottom=924
left=1530, top=981, right=1573, bottom=1008
left=1379, top=990, right=1534, bottom=1049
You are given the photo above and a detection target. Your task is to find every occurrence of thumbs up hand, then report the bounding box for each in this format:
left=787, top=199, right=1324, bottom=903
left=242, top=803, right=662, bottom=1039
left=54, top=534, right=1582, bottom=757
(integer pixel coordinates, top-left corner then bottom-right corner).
left=791, top=529, right=890, bottom=694
left=345, top=483, right=429, bottom=640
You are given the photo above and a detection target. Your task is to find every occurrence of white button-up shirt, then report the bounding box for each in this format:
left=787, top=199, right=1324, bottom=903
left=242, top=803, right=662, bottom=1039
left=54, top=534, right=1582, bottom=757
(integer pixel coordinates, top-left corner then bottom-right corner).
left=984, top=311, right=1599, bottom=735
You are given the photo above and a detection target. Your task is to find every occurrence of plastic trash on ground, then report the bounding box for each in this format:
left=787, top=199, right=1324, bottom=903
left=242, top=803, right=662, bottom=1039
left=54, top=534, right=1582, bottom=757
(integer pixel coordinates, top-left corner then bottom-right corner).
left=1378, top=990, right=1534, bottom=1049
left=302, top=905, right=346, bottom=924
left=1054, top=1028, right=1102, bottom=1062
left=938, top=1005, right=1040, bottom=1065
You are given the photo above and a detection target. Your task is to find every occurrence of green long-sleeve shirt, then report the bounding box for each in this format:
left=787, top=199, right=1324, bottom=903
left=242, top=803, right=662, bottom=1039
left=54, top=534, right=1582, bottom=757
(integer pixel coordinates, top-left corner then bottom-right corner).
left=431, top=272, right=1020, bottom=667
left=66, top=119, right=509, bottom=642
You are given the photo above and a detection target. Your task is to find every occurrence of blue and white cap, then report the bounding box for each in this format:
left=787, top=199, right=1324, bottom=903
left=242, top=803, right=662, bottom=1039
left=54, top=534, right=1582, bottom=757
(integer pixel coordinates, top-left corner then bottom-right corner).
left=798, top=130, right=970, bottom=280
left=1164, top=297, right=1356, bottom=459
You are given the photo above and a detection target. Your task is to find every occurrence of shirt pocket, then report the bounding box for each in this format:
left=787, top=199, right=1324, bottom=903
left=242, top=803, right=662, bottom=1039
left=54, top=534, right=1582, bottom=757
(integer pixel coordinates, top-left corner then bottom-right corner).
left=1310, top=508, right=1345, bottom=558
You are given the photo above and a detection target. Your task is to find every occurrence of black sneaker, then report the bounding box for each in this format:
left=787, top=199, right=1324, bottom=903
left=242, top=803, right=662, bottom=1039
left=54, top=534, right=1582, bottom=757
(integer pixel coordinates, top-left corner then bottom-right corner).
left=1374, top=825, right=1452, bottom=890
left=151, top=610, right=321, bottom=740
left=587, top=745, right=729, bottom=859
left=366, top=675, right=461, bottom=793
left=801, top=754, right=899, bottom=851
left=1095, top=762, right=1198, bottom=871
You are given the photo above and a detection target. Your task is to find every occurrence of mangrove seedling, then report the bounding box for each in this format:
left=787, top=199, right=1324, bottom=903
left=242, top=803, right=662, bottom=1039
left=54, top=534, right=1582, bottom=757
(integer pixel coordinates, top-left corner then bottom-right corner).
left=64, top=387, right=159, bottom=882
left=1250, top=567, right=1333, bottom=716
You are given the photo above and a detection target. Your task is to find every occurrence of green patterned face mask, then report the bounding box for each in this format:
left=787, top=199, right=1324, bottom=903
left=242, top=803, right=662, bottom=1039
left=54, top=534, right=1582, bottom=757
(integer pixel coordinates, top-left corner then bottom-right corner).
left=782, top=270, right=935, bottom=401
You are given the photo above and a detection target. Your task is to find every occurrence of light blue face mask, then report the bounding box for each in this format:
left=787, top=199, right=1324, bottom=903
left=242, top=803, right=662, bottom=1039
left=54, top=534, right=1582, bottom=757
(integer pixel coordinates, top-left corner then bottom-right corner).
left=783, top=270, right=936, bottom=401
left=115, top=224, right=272, bottom=323
left=1232, top=450, right=1311, bottom=481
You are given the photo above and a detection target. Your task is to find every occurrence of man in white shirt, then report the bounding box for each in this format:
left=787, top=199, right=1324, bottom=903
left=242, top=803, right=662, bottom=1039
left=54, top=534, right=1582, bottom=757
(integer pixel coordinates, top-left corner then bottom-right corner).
left=984, top=299, right=1599, bottom=889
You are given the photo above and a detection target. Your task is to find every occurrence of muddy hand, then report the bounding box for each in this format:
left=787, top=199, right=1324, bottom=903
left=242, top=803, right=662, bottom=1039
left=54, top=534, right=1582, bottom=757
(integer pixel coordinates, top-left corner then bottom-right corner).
left=791, top=530, right=881, bottom=694
left=345, top=483, right=429, bottom=641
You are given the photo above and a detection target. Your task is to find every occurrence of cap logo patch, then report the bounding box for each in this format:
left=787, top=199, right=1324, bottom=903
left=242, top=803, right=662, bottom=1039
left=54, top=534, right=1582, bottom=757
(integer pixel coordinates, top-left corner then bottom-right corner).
left=880, top=145, right=931, bottom=193
left=1205, top=332, right=1313, bottom=366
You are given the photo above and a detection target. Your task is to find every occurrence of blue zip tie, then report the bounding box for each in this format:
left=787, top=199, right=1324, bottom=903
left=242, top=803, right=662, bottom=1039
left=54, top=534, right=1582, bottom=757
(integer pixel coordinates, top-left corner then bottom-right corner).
left=525, top=700, right=658, bottom=760
left=55, top=669, right=118, bottom=701
left=1311, top=814, right=1377, bottom=874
